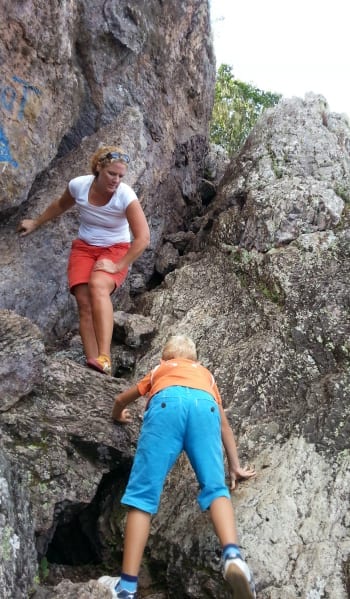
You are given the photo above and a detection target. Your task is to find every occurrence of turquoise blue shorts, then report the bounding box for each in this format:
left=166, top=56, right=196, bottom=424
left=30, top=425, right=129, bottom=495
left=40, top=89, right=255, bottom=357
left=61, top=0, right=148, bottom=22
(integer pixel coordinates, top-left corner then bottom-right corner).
left=121, top=386, right=230, bottom=514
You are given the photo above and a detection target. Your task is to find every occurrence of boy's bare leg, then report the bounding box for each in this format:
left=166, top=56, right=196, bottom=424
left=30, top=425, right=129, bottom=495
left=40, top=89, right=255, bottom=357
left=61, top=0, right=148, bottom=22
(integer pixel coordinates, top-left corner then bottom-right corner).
left=210, top=496, right=256, bottom=598
left=209, top=496, right=238, bottom=546
left=122, top=508, right=152, bottom=575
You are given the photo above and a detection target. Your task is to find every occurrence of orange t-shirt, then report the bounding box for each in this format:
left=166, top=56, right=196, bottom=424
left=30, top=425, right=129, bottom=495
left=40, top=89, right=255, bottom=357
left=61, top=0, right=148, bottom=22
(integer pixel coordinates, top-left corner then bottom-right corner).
left=137, top=358, right=222, bottom=405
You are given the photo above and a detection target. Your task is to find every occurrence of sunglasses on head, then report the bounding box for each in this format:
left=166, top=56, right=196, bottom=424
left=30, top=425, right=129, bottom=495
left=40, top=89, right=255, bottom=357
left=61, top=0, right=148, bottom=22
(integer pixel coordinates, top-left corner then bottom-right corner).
left=104, top=151, right=130, bottom=164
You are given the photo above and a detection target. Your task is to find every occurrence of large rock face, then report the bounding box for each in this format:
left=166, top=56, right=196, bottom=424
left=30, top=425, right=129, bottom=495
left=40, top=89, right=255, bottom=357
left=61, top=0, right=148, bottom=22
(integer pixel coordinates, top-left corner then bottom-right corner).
left=0, top=449, right=37, bottom=599
left=0, top=2, right=349, bottom=598
left=197, top=93, right=350, bottom=252
left=0, top=0, right=215, bottom=337
left=0, top=0, right=82, bottom=211
left=1, top=0, right=214, bottom=211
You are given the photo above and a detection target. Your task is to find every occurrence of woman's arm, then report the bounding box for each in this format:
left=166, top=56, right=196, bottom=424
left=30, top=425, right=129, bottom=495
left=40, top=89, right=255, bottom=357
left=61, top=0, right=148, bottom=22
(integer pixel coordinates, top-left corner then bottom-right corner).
left=17, top=187, right=75, bottom=236
left=219, top=405, right=256, bottom=490
left=94, top=200, right=150, bottom=273
left=112, top=384, right=141, bottom=423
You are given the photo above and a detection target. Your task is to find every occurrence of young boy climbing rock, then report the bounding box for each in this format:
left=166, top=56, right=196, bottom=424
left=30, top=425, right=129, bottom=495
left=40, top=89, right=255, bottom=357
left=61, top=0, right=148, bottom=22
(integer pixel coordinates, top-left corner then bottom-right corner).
left=98, top=334, right=256, bottom=598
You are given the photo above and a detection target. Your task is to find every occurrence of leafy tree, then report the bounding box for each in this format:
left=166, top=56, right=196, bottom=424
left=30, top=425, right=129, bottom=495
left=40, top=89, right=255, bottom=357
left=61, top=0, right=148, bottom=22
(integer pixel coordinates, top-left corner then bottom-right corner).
left=210, top=64, right=281, bottom=155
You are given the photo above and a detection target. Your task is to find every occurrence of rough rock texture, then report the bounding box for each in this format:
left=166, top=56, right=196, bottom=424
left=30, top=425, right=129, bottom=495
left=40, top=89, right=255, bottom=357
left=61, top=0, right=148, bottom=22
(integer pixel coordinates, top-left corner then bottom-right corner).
left=0, top=0, right=82, bottom=211
left=38, top=579, right=112, bottom=599
left=125, top=95, right=350, bottom=597
left=196, top=94, right=350, bottom=252
left=133, top=232, right=350, bottom=597
left=0, top=2, right=350, bottom=598
left=0, top=0, right=215, bottom=338
left=0, top=311, right=141, bottom=597
left=1, top=93, right=349, bottom=599
left=1, top=0, right=214, bottom=213
left=0, top=449, right=37, bottom=599
left=0, top=310, right=46, bottom=411
left=138, top=440, right=349, bottom=598
left=0, top=342, right=135, bottom=540
left=113, top=310, right=156, bottom=348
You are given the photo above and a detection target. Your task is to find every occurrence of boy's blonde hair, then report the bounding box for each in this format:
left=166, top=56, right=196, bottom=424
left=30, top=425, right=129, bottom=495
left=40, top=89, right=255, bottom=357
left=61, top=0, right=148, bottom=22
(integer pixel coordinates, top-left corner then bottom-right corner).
left=162, top=334, right=197, bottom=361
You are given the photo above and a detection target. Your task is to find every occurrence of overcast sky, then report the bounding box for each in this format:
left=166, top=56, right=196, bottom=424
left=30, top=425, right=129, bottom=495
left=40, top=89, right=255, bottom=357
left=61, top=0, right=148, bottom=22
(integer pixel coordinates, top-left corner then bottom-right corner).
left=209, top=0, right=350, bottom=117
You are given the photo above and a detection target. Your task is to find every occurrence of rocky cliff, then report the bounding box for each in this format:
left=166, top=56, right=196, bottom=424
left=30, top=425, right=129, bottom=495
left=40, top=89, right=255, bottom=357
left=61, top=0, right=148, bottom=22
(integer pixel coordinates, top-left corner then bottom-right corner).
left=0, top=1, right=349, bottom=598
left=1, top=0, right=214, bottom=336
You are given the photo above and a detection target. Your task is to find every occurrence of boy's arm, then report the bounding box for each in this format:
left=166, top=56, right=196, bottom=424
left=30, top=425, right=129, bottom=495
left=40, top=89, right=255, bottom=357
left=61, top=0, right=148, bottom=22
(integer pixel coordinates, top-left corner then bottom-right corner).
left=219, top=405, right=256, bottom=490
left=112, top=385, right=141, bottom=423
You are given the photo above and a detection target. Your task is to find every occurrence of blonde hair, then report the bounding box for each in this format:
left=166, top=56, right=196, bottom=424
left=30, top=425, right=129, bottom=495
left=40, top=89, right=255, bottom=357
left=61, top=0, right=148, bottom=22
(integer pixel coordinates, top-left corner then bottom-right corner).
left=162, top=335, right=197, bottom=361
left=90, top=145, right=129, bottom=175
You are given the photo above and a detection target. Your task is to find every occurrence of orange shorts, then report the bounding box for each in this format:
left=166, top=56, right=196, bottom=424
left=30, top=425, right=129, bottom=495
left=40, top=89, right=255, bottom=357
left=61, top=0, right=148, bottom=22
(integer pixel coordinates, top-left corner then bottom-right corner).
left=67, top=239, right=130, bottom=293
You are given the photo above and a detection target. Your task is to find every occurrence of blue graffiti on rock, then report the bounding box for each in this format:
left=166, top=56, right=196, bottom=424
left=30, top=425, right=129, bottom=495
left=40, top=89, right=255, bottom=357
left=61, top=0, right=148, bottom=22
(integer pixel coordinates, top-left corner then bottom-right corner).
left=0, top=126, right=18, bottom=166
left=0, top=75, right=42, bottom=166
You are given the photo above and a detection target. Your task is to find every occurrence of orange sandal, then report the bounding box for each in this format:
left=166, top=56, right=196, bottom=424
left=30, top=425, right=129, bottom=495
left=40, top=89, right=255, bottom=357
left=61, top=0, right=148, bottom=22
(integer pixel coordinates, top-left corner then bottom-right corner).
left=86, top=354, right=112, bottom=376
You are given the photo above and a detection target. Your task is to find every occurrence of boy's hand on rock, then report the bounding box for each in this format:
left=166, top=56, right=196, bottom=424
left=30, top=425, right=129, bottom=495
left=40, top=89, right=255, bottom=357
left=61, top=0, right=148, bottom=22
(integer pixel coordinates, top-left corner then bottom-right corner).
left=115, top=408, right=132, bottom=424
left=229, top=465, right=256, bottom=490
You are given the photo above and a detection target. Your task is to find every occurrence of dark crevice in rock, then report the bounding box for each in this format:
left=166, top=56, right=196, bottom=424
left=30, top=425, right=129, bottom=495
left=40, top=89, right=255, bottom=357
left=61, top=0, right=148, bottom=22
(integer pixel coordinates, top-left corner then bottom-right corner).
left=234, top=191, right=248, bottom=210
left=56, top=91, right=98, bottom=158
left=69, top=435, right=133, bottom=469
left=45, top=500, right=101, bottom=566
left=146, top=270, right=166, bottom=290
left=56, top=43, right=98, bottom=157
left=42, top=468, right=130, bottom=567
left=202, top=217, right=214, bottom=231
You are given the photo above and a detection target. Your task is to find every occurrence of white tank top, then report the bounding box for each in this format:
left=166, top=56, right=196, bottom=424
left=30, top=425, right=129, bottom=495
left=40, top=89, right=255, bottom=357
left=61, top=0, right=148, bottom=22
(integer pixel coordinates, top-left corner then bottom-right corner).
left=68, top=174, right=137, bottom=246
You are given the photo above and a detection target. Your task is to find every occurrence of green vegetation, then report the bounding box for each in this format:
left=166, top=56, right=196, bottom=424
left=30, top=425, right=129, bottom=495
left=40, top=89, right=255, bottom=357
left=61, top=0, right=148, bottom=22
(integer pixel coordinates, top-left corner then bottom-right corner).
left=1, top=526, right=14, bottom=561
left=39, top=557, right=50, bottom=580
left=335, top=184, right=350, bottom=203
left=258, top=281, right=285, bottom=305
left=210, top=64, right=282, bottom=155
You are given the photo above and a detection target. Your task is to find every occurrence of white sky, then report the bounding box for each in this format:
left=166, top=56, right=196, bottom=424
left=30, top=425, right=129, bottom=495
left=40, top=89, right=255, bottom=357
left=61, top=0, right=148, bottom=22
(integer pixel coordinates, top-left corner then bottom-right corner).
left=209, top=0, right=350, bottom=117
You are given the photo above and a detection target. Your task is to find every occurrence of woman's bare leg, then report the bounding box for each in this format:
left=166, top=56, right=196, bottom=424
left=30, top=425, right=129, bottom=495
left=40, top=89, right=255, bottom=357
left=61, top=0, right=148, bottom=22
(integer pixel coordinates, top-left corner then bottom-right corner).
left=73, top=284, right=98, bottom=360
left=88, top=271, right=115, bottom=357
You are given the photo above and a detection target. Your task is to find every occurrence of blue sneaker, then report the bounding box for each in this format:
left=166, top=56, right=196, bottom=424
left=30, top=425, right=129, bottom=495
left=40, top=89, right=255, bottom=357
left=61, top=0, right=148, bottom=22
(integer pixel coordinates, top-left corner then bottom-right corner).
left=224, top=557, right=256, bottom=598
left=97, top=576, right=138, bottom=598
